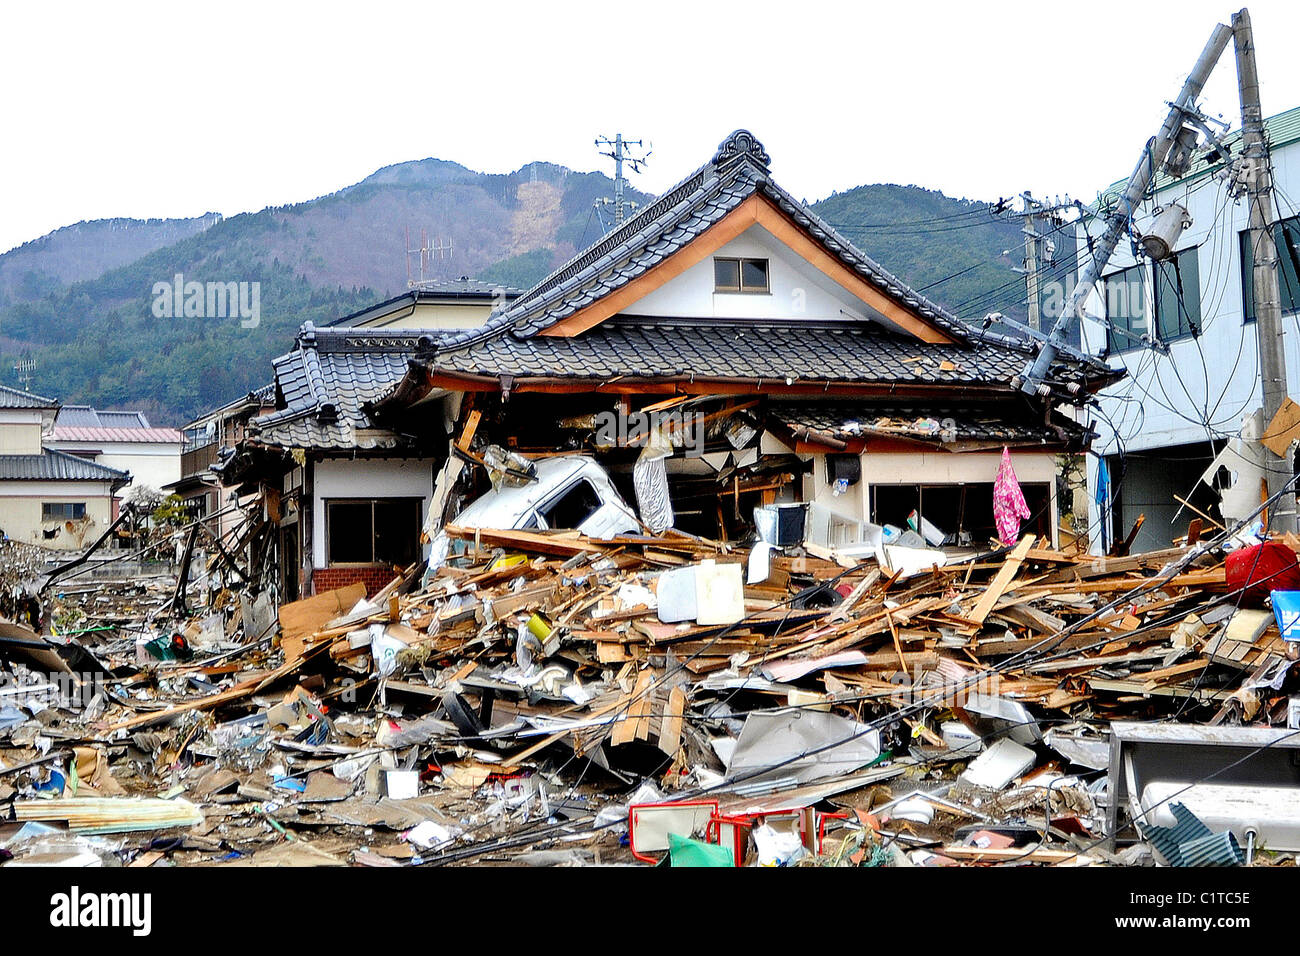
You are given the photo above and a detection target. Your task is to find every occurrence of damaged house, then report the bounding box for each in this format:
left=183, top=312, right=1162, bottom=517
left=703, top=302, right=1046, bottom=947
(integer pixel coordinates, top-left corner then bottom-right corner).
left=219, top=130, right=1118, bottom=598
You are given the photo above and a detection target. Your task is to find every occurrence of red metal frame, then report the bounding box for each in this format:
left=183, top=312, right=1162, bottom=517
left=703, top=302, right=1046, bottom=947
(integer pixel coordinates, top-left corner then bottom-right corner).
left=628, top=800, right=720, bottom=864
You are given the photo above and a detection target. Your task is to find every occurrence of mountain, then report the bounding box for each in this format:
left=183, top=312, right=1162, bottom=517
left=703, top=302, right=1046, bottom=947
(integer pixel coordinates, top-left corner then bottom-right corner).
left=0, top=163, right=1029, bottom=426
left=0, top=214, right=221, bottom=308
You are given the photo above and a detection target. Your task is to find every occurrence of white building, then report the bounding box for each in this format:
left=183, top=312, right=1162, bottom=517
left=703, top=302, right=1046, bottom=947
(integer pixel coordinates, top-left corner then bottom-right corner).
left=1077, top=105, right=1300, bottom=554
left=0, top=386, right=130, bottom=548
left=45, top=405, right=184, bottom=503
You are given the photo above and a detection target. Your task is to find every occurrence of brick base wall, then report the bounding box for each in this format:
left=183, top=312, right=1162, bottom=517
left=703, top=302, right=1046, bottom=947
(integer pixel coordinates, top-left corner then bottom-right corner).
left=311, top=565, right=397, bottom=597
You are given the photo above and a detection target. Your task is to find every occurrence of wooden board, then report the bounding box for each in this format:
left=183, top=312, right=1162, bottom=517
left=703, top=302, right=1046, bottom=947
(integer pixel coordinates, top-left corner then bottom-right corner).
left=278, top=582, right=367, bottom=655
left=1263, top=396, right=1300, bottom=457
left=967, top=535, right=1035, bottom=626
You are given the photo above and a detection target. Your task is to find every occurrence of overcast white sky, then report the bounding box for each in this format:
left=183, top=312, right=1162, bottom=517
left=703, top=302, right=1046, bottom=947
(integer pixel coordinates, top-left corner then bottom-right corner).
left=2, top=0, right=1299, bottom=255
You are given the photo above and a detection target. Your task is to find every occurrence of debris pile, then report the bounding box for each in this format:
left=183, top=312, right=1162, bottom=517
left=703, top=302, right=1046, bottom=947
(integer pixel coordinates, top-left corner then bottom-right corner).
left=7, top=517, right=1300, bottom=867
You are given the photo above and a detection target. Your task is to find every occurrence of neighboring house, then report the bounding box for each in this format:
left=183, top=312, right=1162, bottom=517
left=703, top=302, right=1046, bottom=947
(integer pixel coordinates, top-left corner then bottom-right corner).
left=1077, top=105, right=1300, bottom=554
left=326, top=278, right=521, bottom=331
left=221, top=130, right=1114, bottom=597
left=45, top=405, right=184, bottom=503
left=166, top=385, right=276, bottom=532
left=217, top=326, right=441, bottom=600
left=0, top=385, right=130, bottom=549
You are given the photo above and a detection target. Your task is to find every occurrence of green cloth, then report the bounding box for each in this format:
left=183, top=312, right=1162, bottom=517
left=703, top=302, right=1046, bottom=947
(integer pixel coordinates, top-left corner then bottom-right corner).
left=667, top=832, right=734, bottom=867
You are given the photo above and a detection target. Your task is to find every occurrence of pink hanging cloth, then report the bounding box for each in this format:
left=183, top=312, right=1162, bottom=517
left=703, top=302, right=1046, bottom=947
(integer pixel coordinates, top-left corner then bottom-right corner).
left=993, top=446, right=1031, bottom=545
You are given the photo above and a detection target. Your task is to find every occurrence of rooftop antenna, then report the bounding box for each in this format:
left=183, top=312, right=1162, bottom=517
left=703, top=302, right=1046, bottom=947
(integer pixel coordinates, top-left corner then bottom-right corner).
left=594, top=134, right=652, bottom=227
left=404, top=227, right=454, bottom=290
left=13, top=356, right=35, bottom=392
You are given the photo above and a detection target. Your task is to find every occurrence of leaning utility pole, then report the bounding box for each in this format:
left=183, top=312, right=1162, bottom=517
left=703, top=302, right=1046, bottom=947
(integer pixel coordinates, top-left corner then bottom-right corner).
left=1234, top=7, right=1292, bottom=526
left=1017, top=21, right=1233, bottom=396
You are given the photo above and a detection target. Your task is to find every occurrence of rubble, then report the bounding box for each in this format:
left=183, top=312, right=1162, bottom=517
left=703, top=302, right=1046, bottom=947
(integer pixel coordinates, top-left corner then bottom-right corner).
left=8, top=494, right=1300, bottom=868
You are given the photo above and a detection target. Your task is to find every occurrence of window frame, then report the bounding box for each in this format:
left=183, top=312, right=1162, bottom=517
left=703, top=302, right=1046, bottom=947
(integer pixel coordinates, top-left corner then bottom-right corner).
left=714, top=256, right=770, bottom=294
left=1103, top=262, right=1149, bottom=353
left=1240, top=214, right=1300, bottom=323
left=1152, top=245, right=1202, bottom=342
left=42, top=502, right=86, bottom=520
left=324, top=496, right=422, bottom=567
left=537, top=478, right=602, bottom=530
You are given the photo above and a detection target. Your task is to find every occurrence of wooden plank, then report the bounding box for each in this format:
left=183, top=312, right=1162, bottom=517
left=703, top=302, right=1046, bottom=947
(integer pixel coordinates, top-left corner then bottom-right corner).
left=456, top=408, right=482, bottom=453
left=1262, top=396, right=1300, bottom=457
left=278, top=583, right=368, bottom=655
left=968, top=535, right=1035, bottom=626
left=660, top=686, right=686, bottom=755
left=1140, top=659, right=1210, bottom=689
left=443, top=524, right=607, bottom=557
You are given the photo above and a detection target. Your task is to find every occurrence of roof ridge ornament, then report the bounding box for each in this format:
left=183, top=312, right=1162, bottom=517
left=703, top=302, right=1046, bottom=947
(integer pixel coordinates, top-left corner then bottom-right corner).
left=712, top=130, right=770, bottom=172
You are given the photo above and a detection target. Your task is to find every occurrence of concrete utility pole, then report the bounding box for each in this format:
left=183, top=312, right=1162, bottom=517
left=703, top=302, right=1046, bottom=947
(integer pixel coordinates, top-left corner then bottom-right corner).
left=1234, top=7, right=1293, bottom=527
left=1021, top=193, right=1042, bottom=333
left=1018, top=21, right=1233, bottom=395
left=595, top=134, right=650, bottom=226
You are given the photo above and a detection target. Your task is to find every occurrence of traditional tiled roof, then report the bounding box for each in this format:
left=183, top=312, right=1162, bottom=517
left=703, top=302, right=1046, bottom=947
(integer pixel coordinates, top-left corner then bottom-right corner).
left=56, top=405, right=150, bottom=429
left=250, top=325, right=429, bottom=450
left=0, top=385, right=58, bottom=409
left=246, top=130, right=1117, bottom=455
left=427, top=316, right=1031, bottom=386
left=421, top=129, right=1109, bottom=389
left=50, top=426, right=183, bottom=444
left=0, top=450, right=130, bottom=483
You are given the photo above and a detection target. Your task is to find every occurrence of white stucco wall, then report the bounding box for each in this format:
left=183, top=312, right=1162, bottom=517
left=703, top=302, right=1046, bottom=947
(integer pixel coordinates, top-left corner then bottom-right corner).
left=633, top=223, right=902, bottom=327
left=0, top=480, right=116, bottom=549
left=311, top=458, right=435, bottom=568
left=0, top=409, right=48, bottom=455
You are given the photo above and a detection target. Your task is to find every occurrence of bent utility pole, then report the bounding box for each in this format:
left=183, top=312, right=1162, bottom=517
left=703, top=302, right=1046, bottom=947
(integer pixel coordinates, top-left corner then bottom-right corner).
left=1234, top=7, right=1293, bottom=529
left=1017, top=20, right=1233, bottom=396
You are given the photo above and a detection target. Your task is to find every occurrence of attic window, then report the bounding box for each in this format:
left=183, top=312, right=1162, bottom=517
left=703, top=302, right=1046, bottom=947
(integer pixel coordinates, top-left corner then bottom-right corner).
left=715, top=257, right=769, bottom=293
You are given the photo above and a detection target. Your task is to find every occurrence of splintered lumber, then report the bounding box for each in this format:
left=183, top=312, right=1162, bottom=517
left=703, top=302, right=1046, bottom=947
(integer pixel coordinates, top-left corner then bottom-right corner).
left=1138, top=659, right=1210, bottom=690
left=497, top=696, right=629, bottom=769
left=102, top=636, right=345, bottom=733
left=13, top=797, right=204, bottom=834
left=659, top=686, right=686, bottom=754
left=968, top=535, right=1035, bottom=626
left=611, top=670, right=655, bottom=746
